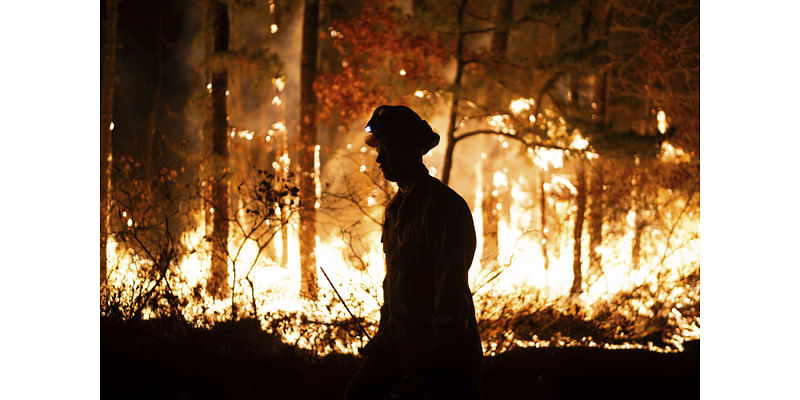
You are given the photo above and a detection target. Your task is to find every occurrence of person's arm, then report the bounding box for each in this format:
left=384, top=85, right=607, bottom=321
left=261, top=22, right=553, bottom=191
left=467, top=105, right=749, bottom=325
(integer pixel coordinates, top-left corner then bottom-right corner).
left=361, top=278, right=392, bottom=356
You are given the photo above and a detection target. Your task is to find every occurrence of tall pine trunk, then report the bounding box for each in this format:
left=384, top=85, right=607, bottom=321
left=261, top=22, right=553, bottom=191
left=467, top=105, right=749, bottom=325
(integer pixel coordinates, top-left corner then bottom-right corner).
left=568, top=0, right=593, bottom=296
left=206, top=0, right=230, bottom=298
left=299, top=0, right=320, bottom=300
left=145, top=2, right=165, bottom=184
left=480, top=0, right=513, bottom=271
left=588, top=4, right=613, bottom=277
left=100, top=0, right=120, bottom=288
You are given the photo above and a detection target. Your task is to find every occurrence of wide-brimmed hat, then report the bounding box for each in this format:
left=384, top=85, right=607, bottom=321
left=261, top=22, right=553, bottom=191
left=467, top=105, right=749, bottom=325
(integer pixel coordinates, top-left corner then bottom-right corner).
left=364, top=105, right=440, bottom=154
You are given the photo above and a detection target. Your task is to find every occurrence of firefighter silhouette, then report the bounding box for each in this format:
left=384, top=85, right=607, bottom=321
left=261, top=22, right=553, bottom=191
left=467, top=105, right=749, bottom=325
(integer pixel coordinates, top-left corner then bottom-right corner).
left=343, top=105, right=483, bottom=400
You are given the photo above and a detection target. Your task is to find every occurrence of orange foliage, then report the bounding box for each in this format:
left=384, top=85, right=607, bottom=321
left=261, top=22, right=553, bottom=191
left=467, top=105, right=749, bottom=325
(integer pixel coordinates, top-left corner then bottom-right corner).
left=315, top=1, right=449, bottom=124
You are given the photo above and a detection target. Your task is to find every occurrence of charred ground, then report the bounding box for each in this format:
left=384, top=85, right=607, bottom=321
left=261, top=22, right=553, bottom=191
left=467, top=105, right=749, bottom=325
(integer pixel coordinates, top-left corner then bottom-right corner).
left=102, top=317, right=698, bottom=399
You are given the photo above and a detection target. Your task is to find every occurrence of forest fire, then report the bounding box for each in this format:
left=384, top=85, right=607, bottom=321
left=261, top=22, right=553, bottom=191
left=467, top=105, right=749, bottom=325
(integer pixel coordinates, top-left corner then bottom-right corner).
left=104, top=92, right=698, bottom=356
left=101, top=0, right=699, bottom=372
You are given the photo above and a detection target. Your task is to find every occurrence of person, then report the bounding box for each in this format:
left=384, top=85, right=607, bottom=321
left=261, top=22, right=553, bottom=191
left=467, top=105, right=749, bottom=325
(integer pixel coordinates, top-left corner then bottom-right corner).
left=343, top=105, right=483, bottom=400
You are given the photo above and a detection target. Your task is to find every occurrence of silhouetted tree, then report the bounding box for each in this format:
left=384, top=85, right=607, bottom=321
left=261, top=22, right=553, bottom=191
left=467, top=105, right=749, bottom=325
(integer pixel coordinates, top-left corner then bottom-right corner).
left=205, top=0, right=231, bottom=298
left=299, top=0, right=320, bottom=300
left=101, top=0, right=120, bottom=288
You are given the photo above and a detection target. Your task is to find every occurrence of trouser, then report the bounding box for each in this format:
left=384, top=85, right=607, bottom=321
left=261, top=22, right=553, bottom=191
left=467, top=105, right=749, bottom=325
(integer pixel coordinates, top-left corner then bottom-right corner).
left=342, top=354, right=481, bottom=400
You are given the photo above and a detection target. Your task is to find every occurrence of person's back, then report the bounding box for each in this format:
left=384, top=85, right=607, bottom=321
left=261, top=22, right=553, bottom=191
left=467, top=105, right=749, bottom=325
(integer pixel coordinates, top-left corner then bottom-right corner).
left=381, top=173, right=482, bottom=389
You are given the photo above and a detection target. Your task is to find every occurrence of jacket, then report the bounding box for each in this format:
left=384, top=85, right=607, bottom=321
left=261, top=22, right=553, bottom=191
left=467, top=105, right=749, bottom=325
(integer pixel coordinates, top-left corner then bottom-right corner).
left=366, top=172, right=483, bottom=385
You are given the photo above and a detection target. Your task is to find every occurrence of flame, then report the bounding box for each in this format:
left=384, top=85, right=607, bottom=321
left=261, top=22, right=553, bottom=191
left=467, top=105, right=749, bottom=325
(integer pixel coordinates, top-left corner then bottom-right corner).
left=273, top=76, right=286, bottom=92
left=569, top=132, right=589, bottom=150
left=530, top=147, right=564, bottom=171
left=509, top=98, right=534, bottom=115
left=660, top=141, right=690, bottom=163
left=657, top=110, right=668, bottom=134
left=270, top=24, right=279, bottom=34
left=492, top=171, right=508, bottom=188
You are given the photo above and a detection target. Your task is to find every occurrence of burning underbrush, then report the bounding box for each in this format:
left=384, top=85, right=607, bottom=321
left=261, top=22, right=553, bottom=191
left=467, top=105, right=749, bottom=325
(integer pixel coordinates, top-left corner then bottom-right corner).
left=475, top=267, right=700, bottom=355
left=103, top=222, right=700, bottom=356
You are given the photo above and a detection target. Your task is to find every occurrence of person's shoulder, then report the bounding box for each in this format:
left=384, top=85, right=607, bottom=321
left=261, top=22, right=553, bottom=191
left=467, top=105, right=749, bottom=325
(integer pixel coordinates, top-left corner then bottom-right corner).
left=424, top=175, right=471, bottom=213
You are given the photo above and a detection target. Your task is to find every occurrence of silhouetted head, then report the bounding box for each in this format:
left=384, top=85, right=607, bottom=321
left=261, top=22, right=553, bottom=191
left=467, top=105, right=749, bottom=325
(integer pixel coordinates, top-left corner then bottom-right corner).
left=364, top=105, right=439, bottom=183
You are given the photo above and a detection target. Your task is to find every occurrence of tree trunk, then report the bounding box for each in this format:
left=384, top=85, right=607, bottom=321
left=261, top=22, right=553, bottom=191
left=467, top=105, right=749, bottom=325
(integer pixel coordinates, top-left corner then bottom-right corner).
left=538, top=169, right=550, bottom=271
left=100, top=0, right=120, bottom=289
left=480, top=158, right=499, bottom=270
left=206, top=0, right=231, bottom=298
left=569, top=0, right=593, bottom=296
left=588, top=4, right=612, bottom=277
left=571, top=0, right=593, bottom=107
left=479, top=0, right=514, bottom=271
left=570, top=159, right=586, bottom=296
left=146, top=2, right=164, bottom=183
left=299, top=0, right=320, bottom=300
left=588, top=164, right=604, bottom=275
left=631, top=166, right=645, bottom=270
left=440, top=0, right=468, bottom=185
left=490, top=0, right=513, bottom=57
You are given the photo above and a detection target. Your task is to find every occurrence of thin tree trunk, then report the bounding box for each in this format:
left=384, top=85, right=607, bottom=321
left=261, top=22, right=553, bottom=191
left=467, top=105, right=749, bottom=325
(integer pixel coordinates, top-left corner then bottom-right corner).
left=570, top=159, right=586, bottom=296
left=490, top=0, right=513, bottom=57
left=146, top=2, right=164, bottom=182
left=206, top=0, right=231, bottom=298
left=571, top=0, right=593, bottom=107
left=440, top=0, right=468, bottom=185
left=299, top=0, right=320, bottom=300
left=588, top=165, right=604, bottom=275
left=280, top=210, right=289, bottom=268
left=588, top=3, right=612, bottom=277
left=631, top=166, right=645, bottom=270
left=632, top=58, right=651, bottom=269
left=480, top=159, right=499, bottom=270
left=538, top=169, right=550, bottom=271
left=599, top=4, right=613, bottom=128
left=101, top=0, right=120, bottom=288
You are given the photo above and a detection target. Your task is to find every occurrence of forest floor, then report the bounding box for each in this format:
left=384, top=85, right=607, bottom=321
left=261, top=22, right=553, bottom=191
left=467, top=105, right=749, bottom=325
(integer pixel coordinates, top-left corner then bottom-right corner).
left=101, top=317, right=699, bottom=399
